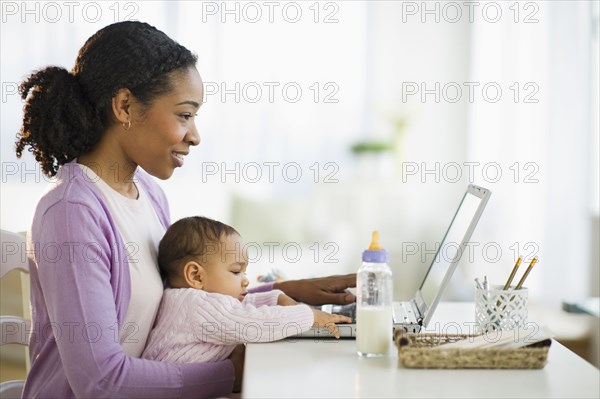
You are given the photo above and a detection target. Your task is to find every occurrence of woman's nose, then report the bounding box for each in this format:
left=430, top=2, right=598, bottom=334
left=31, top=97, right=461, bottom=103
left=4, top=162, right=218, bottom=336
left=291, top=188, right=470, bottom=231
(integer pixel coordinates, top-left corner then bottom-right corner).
left=186, top=124, right=200, bottom=146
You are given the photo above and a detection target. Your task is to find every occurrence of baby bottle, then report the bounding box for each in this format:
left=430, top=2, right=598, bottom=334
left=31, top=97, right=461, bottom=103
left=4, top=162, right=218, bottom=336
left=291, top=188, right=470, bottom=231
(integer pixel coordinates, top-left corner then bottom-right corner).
left=356, top=231, right=393, bottom=357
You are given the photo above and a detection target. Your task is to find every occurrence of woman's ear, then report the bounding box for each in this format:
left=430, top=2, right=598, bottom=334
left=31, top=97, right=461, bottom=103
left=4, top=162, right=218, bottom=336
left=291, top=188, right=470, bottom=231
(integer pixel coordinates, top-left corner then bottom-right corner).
left=183, top=261, right=206, bottom=290
left=111, top=88, right=133, bottom=124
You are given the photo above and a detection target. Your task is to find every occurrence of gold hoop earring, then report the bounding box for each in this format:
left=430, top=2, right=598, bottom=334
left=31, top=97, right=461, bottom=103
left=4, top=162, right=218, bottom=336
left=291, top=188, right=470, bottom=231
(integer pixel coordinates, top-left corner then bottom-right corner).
left=122, top=121, right=131, bottom=131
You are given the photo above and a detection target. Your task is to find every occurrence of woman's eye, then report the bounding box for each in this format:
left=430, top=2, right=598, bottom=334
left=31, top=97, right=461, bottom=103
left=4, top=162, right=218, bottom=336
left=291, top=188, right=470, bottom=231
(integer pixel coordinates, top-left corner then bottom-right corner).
left=180, top=113, right=197, bottom=121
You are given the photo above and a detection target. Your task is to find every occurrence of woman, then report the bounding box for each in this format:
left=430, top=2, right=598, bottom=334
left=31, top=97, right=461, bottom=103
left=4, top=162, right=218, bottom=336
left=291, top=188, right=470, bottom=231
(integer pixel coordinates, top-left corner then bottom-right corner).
left=16, top=21, right=355, bottom=398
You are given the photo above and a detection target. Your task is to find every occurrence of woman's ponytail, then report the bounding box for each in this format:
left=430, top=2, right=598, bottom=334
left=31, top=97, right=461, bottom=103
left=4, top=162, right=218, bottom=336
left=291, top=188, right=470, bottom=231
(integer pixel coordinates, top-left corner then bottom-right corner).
left=16, top=66, right=102, bottom=177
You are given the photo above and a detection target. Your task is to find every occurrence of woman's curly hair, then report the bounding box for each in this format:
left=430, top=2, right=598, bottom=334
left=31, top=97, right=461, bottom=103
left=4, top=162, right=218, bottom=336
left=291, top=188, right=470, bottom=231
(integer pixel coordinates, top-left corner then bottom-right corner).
left=15, top=21, right=198, bottom=177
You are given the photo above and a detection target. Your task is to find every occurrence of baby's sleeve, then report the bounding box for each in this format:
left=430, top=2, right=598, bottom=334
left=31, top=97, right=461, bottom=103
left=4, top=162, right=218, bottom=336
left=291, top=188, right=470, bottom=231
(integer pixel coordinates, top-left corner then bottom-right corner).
left=243, top=289, right=283, bottom=307
left=192, top=292, right=314, bottom=344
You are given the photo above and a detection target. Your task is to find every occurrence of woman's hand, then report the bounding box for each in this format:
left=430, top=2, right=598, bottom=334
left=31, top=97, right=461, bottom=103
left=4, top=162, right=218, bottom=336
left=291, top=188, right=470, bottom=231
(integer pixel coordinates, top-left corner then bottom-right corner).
left=228, top=344, right=245, bottom=393
left=274, top=274, right=356, bottom=306
left=312, top=309, right=353, bottom=339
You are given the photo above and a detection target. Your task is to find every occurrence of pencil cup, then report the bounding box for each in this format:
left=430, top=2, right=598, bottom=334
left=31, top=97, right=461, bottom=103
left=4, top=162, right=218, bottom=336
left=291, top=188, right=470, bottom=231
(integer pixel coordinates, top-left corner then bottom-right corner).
left=475, top=285, right=528, bottom=333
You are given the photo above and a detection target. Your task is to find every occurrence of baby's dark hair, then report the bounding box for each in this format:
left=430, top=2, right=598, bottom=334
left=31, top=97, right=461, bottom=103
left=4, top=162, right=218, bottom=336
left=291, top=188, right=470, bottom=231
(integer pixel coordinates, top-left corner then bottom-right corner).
left=158, top=216, right=239, bottom=285
left=15, top=21, right=198, bottom=177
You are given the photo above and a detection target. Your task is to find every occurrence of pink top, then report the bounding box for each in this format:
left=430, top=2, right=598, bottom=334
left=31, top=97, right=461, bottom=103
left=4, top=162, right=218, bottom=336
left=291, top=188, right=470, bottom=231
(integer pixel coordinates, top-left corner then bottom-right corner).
left=142, top=289, right=314, bottom=363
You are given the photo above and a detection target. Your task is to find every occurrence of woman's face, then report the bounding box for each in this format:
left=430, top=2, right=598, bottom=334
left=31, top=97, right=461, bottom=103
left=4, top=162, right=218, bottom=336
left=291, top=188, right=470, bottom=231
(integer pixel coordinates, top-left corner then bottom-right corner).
left=124, top=66, right=203, bottom=179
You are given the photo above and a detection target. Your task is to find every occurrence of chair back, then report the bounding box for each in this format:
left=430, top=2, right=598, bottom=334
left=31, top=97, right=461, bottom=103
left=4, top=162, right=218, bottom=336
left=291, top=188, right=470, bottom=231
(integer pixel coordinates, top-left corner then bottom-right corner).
left=1, top=230, right=29, bottom=278
left=1, top=229, right=31, bottom=399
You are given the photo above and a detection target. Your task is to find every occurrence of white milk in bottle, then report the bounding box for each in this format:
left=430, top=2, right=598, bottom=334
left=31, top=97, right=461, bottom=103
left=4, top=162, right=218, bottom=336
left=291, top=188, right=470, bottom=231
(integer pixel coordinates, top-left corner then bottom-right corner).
left=356, top=231, right=393, bottom=357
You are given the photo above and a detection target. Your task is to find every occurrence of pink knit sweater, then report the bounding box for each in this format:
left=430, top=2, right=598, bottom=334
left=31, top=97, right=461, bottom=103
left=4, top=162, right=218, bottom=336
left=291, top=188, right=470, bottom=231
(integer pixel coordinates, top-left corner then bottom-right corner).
left=142, top=289, right=314, bottom=363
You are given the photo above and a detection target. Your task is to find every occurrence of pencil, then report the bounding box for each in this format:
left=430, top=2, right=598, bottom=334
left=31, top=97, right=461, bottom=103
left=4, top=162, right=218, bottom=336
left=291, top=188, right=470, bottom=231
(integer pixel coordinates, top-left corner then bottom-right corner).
left=515, top=257, right=538, bottom=290
left=474, top=277, right=483, bottom=290
left=503, top=256, right=523, bottom=290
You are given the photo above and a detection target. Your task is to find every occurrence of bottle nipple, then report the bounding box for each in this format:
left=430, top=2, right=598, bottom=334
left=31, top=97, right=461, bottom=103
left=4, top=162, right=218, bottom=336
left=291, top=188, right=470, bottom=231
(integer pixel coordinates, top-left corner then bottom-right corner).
left=368, top=231, right=384, bottom=250
left=362, top=230, right=388, bottom=263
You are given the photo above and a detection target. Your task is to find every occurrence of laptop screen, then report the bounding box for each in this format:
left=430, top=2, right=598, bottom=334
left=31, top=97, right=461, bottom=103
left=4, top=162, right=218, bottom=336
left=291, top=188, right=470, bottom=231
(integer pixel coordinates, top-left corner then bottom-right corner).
left=419, top=190, right=483, bottom=308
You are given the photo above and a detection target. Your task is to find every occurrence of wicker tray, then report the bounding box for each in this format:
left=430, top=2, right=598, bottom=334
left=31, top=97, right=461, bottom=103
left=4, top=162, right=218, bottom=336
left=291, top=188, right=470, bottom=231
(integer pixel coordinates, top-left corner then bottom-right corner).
left=394, top=332, right=551, bottom=369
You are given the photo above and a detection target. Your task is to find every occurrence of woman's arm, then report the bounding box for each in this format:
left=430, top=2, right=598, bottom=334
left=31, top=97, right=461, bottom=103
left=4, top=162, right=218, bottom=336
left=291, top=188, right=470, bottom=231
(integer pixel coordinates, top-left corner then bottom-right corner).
left=274, top=274, right=357, bottom=305
left=248, top=274, right=357, bottom=305
left=32, top=200, right=233, bottom=398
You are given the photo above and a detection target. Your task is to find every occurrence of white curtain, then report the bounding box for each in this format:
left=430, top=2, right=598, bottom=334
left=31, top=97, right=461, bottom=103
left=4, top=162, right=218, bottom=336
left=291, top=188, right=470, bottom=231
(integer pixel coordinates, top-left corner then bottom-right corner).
left=466, top=1, right=596, bottom=304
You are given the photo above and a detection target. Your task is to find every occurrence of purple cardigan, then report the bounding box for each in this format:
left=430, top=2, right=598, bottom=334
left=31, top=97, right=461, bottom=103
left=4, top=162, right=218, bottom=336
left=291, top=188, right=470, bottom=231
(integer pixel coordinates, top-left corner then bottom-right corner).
left=23, top=161, right=272, bottom=398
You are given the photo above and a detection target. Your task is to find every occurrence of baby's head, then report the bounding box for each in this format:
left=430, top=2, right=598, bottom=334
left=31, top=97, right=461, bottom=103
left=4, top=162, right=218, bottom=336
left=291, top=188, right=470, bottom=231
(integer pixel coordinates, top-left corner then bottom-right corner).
left=158, top=216, right=250, bottom=301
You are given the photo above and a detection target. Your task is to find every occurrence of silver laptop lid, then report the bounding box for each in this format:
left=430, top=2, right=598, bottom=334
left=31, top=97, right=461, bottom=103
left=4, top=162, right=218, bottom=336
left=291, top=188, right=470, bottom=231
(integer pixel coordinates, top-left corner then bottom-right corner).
left=414, top=184, right=491, bottom=327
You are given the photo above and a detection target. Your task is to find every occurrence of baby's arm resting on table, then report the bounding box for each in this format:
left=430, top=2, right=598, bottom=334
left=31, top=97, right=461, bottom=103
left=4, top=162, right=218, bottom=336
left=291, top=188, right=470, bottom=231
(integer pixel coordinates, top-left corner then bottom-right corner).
left=192, top=292, right=314, bottom=344
left=243, top=291, right=351, bottom=338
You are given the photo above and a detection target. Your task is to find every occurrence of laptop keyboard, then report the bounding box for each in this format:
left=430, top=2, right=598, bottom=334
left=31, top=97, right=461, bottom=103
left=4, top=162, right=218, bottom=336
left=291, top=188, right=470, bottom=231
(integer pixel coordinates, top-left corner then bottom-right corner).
left=322, top=303, right=357, bottom=323
left=324, top=302, right=419, bottom=324
left=324, top=302, right=421, bottom=325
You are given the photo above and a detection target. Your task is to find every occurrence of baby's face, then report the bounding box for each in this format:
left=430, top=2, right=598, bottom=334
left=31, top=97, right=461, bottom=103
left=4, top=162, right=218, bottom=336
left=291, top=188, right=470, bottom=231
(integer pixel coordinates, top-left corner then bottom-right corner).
left=201, top=233, right=249, bottom=301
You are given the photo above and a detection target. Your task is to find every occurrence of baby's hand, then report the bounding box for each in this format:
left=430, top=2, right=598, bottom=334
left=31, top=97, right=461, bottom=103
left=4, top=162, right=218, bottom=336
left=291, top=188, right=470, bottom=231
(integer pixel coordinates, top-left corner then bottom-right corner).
left=312, top=309, right=352, bottom=339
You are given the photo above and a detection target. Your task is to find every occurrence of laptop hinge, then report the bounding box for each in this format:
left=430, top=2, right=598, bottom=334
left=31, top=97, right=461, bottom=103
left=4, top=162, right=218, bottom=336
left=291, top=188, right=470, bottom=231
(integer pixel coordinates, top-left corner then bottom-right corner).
left=410, top=300, right=423, bottom=324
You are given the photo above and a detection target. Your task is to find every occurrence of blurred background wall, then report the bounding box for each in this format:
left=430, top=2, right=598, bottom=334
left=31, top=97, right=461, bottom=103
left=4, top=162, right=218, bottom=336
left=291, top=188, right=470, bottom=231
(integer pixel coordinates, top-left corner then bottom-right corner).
left=1, top=0, right=599, bottom=366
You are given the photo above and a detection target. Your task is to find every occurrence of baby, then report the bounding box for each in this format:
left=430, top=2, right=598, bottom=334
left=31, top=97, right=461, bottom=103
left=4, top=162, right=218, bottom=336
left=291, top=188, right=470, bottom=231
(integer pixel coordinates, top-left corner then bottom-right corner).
left=142, top=216, right=351, bottom=364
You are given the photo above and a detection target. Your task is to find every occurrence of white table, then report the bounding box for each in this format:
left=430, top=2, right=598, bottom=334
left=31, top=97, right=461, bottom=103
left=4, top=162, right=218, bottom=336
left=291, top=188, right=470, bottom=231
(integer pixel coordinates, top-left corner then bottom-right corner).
left=243, top=302, right=600, bottom=398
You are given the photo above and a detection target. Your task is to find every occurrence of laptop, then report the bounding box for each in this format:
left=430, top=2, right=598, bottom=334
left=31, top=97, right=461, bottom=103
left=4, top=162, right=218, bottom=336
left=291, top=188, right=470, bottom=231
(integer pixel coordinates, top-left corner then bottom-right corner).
left=294, top=184, right=491, bottom=338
